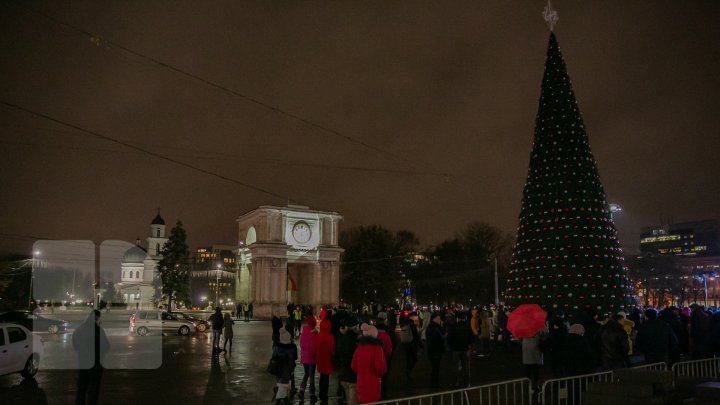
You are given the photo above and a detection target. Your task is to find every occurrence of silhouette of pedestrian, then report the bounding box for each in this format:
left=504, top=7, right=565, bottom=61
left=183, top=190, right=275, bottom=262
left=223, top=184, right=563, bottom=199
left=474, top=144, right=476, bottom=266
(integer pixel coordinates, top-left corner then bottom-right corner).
left=73, top=310, right=109, bottom=405
left=209, top=307, right=224, bottom=354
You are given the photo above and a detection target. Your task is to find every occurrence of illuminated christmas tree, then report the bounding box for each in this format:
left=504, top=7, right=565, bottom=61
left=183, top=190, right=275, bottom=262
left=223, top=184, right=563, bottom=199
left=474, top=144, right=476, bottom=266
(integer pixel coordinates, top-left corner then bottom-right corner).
left=504, top=32, right=635, bottom=312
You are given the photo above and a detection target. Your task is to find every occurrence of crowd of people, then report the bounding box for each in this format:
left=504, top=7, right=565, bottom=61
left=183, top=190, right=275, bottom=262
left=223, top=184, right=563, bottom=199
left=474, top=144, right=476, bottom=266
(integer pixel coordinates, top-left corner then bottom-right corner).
left=260, top=302, right=720, bottom=404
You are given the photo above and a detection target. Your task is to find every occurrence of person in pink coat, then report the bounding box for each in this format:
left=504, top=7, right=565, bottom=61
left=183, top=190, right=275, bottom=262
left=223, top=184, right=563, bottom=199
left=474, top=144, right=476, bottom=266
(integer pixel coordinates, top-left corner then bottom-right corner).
left=299, top=316, right=318, bottom=401
left=352, top=324, right=387, bottom=403
left=314, top=318, right=335, bottom=404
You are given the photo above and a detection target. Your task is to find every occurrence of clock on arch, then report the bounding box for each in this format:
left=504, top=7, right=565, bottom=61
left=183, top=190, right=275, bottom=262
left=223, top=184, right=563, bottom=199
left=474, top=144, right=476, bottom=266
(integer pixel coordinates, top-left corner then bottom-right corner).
left=291, top=221, right=312, bottom=244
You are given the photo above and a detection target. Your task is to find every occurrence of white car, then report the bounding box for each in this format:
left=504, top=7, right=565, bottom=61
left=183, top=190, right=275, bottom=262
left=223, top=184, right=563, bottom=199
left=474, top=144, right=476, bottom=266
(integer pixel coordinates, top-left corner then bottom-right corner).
left=0, top=323, right=44, bottom=378
left=129, top=311, right=196, bottom=336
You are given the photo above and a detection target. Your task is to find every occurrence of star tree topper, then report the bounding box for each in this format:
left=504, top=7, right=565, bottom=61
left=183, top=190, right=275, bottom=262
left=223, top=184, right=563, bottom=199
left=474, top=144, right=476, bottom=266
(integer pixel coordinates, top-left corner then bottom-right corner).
left=543, top=0, right=559, bottom=31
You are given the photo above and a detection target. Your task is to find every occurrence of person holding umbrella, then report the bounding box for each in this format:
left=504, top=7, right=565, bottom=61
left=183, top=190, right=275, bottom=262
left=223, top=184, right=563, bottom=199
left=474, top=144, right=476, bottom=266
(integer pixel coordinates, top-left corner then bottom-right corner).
left=507, top=304, right=548, bottom=392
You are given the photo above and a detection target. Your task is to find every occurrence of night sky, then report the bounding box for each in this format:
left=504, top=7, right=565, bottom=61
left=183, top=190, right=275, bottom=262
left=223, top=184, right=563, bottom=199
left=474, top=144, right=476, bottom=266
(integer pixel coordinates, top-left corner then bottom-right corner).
left=1, top=1, right=719, bottom=257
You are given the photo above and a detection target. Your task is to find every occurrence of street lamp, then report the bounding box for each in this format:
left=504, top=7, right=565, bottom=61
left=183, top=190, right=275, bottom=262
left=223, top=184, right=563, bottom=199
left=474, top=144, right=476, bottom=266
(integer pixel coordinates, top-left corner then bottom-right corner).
left=491, top=254, right=499, bottom=306
left=215, top=264, right=221, bottom=308
left=29, top=251, right=40, bottom=308
left=609, top=203, right=622, bottom=221
left=696, top=271, right=717, bottom=308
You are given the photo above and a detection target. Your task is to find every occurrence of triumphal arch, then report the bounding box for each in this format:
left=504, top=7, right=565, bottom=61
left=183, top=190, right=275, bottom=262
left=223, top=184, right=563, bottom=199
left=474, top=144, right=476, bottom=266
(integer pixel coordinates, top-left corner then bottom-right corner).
left=235, top=205, right=343, bottom=318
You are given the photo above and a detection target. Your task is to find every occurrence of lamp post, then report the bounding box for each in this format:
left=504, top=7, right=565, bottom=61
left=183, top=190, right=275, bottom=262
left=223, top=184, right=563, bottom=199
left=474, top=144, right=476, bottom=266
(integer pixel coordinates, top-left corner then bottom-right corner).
left=609, top=203, right=622, bottom=222
left=696, top=271, right=717, bottom=308
left=215, top=264, right=221, bottom=308
left=493, top=255, right=499, bottom=306
left=29, top=251, right=40, bottom=309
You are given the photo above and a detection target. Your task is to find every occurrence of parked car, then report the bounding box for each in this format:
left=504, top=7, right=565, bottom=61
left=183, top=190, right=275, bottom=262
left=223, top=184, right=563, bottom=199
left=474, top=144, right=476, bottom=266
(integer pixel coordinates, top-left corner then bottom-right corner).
left=169, top=312, right=210, bottom=333
left=0, top=323, right=44, bottom=378
left=0, top=311, right=68, bottom=334
left=129, top=311, right=196, bottom=336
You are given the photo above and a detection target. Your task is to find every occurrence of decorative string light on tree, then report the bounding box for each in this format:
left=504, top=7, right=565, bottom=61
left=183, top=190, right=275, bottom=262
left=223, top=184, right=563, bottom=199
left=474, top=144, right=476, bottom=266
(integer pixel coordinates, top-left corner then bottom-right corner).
left=504, top=3, right=636, bottom=313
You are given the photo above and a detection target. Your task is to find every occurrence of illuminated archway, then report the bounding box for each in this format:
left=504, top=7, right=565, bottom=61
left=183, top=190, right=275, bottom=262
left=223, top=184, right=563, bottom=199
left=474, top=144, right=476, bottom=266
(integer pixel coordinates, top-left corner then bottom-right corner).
left=236, top=205, right=343, bottom=318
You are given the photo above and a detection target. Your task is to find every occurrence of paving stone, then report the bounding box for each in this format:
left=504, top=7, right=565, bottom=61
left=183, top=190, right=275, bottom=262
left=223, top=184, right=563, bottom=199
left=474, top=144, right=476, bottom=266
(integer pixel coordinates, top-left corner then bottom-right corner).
left=587, top=381, right=655, bottom=398
left=585, top=392, right=664, bottom=405
left=614, top=368, right=674, bottom=386
left=694, top=381, right=720, bottom=400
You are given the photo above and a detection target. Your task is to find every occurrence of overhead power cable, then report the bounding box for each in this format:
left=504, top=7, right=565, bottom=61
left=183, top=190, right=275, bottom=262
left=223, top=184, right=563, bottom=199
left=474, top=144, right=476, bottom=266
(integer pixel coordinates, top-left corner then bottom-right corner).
left=1, top=100, right=300, bottom=204
left=7, top=2, right=430, bottom=171
left=1, top=139, right=451, bottom=178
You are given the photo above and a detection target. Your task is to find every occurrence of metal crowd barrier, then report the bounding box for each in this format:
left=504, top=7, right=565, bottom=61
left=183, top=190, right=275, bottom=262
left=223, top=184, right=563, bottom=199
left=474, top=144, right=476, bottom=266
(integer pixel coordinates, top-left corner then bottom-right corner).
left=367, top=378, right=533, bottom=405
left=538, top=371, right=613, bottom=405
left=538, top=362, right=667, bottom=405
left=373, top=359, right=716, bottom=405
left=631, top=362, right=668, bottom=371
left=671, top=357, right=720, bottom=379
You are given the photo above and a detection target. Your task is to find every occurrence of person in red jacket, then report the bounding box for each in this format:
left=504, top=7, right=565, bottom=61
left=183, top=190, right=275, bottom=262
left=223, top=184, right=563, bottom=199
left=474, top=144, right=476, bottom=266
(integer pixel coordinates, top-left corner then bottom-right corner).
left=314, top=318, right=335, bottom=404
left=299, top=316, right=318, bottom=401
left=352, top=323, right=387, bottom=404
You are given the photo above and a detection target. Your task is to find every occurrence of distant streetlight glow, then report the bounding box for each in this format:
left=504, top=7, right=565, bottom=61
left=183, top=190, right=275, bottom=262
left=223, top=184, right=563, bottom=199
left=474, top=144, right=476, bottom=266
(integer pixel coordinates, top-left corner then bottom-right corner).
left=609, top=203, right=622, bottom=221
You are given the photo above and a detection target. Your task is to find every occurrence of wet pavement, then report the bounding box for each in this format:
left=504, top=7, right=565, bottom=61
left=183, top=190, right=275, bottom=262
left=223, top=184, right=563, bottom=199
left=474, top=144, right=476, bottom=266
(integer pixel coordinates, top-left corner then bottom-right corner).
left=0, top=311, right=532, bottom=404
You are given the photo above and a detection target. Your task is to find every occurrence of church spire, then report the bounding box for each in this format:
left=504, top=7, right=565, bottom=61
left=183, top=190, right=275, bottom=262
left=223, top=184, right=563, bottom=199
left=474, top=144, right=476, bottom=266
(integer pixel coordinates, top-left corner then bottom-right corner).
left=152, top=208, right=165, bottom=225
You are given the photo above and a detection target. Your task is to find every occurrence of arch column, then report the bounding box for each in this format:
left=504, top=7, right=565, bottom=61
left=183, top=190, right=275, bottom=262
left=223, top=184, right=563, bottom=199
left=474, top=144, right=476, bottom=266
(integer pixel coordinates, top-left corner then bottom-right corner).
left=248, top=243, right=288, bottom=318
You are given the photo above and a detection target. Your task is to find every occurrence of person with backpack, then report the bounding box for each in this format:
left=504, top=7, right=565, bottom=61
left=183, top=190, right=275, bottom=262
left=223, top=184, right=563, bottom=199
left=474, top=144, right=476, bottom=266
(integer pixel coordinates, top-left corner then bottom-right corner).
left=399, top=315, right=420, bottom=381
left=273, top=327, right=298, bottom=405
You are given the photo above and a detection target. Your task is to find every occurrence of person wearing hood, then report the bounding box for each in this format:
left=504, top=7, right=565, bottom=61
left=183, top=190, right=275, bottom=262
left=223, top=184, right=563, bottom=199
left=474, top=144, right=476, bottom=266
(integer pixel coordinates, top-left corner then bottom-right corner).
left=273, top=327, right=298, bottom=405
left=299, top=316, right=318, bottom=401
left=352, top=323, right=387, bottom=404
left=315, top=318, right=335, bottom=404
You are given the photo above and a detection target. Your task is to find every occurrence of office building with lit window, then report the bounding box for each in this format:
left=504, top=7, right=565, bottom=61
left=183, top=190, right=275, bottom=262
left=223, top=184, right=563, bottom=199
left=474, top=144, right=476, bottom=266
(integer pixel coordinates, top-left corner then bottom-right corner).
left=640, top=219, right=720, bottom=257
left=191, top=244, right=237, bottom=309
left=634, top=219, right=720, bottom=307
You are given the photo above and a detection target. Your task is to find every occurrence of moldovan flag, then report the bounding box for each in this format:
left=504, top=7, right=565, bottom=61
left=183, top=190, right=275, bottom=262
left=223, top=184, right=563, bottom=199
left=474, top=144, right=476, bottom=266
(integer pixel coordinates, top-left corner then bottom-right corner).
left=287, top=274, right=297, bottom=291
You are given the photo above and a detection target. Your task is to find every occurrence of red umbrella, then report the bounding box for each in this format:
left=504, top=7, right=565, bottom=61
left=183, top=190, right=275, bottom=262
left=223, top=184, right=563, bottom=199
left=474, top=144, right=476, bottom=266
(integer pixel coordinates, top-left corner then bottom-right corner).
left=507, top=304, right=547, bottom=338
